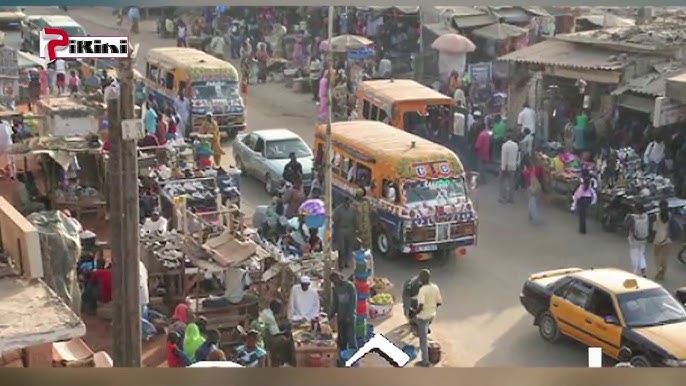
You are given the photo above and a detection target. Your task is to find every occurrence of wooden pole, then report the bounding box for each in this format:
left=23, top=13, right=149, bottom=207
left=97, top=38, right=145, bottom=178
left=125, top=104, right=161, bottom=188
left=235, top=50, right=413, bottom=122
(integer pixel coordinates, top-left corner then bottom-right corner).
left=110, top=55, right=142, bottom=367
left=322, top=5, right=335, bottom=311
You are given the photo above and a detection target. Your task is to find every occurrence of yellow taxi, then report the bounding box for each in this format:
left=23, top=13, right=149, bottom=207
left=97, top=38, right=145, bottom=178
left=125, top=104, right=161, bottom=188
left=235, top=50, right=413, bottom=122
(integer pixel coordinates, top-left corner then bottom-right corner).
left=520, top=267, right=686, bottom=367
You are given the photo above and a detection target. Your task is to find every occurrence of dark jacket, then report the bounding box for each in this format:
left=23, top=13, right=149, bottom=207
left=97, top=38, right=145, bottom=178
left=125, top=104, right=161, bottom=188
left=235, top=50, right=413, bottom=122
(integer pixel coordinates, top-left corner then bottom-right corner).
left=329, top=280, right=357, bottom=321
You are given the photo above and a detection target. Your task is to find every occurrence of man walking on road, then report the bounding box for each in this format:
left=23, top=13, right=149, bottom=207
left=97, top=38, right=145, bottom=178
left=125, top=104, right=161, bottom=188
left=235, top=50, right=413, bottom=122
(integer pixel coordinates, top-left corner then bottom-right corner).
left=499, top=134, right=519, bottom=204
left=414, top=269, right=442, bottom=367
left=624, top=203, right=649, bottom=277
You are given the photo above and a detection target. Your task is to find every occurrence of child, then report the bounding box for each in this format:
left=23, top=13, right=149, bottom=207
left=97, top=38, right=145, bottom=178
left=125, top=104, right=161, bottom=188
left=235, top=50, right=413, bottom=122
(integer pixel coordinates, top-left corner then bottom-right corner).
left=166, top=332, right=192, bottom=367
left=68, top=71, right=80, bottom=95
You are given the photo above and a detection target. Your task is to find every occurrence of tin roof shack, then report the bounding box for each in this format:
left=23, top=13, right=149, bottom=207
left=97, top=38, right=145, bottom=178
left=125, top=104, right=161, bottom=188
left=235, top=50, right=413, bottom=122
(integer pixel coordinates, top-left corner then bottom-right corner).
left=35, top=97, right=106, bottom=137
left=498, top=21, right=686, bottom=136
left=0, top=197, right=85, bottom=367
left=556, top=22, right=686, bottom=128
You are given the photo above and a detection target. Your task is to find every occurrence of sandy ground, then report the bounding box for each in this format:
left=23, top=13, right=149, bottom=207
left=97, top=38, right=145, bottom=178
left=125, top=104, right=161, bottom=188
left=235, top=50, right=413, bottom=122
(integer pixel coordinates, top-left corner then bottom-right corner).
left=3, top=7, right=686, bottom=367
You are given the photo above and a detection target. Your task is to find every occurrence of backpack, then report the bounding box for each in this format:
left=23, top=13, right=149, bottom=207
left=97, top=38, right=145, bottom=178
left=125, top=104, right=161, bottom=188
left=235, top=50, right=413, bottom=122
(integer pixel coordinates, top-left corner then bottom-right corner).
left=669, top=217, right=683, bottom=241
left=631, top=214, right=650, bottom=241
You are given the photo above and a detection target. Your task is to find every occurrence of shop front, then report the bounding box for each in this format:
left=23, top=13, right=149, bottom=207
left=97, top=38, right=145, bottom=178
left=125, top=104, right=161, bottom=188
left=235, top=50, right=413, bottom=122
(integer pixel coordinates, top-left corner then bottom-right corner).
left=498, top=39, right=625, bottom=141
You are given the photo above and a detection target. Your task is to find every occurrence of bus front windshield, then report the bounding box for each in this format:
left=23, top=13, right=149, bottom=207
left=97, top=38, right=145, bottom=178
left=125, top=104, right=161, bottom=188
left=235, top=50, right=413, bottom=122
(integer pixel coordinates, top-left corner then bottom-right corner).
left=192, top=80, right=238, bottom=100
left=403, top=178, right=466, bottom=206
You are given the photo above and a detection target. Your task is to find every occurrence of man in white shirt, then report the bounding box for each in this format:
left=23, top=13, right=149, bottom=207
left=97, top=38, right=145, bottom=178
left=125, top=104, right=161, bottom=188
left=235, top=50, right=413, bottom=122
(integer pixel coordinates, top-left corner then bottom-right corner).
left=141, top=211, right=168, bottom=235
left=55, top=59, right=67, bottom=94
left=643, top=137, right=665, bottom=175
left=377, top=56, right=392, bottom=79
left=414, top=269, right=442, bottom=367
left=500, top=135, right=519, bottom=204
left=289, top=276, right=321, bottom=321
left=453, top=87, right=466, bottom=107
left=517, top=102, right=536, bottom=135
left=0, top=119, right=13, bottom=177
left=210, top=33, right=226, bottom=60
left=173, top=93, right=191, bottom=138
left=519, top=128, right=534, bottom=165
left=139, top=260, right=156, bottom=340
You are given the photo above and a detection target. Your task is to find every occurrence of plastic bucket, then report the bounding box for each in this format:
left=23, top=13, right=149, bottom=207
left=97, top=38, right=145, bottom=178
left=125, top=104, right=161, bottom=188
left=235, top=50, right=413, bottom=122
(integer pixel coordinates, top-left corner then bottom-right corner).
left=356, top=301, right=369, bottom=316
left=305, top=214, right=325, bottom=228
left=354, top=280, right=370, bottom=294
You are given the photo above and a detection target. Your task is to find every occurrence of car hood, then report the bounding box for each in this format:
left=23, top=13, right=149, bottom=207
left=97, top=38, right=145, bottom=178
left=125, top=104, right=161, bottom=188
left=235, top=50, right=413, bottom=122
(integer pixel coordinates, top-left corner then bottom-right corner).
left=268, top=157, right=314, bottom=178
left=634, top=321, right=686, bottom=359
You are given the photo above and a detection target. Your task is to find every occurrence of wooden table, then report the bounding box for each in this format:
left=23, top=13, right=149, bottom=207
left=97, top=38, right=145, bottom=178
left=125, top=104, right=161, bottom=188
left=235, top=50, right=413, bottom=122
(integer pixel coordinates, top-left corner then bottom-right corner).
left=292, top=325, right=338, bottom=368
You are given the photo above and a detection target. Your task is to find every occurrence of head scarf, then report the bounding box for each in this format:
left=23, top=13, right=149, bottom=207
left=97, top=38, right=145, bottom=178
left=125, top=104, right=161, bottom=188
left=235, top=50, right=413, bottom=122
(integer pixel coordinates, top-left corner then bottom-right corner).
left=172, top=303, right=189, bottom=324
left=183, top=323, right=206, bottom=360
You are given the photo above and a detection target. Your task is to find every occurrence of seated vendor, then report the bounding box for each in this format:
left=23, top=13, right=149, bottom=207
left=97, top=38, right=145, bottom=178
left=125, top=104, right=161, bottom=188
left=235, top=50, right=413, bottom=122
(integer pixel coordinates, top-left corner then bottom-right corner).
left=288, top=276, right=321, bottom=322
left=235, top=330, right=267, bottom=368
left=141, top=211, right=169, bottom=235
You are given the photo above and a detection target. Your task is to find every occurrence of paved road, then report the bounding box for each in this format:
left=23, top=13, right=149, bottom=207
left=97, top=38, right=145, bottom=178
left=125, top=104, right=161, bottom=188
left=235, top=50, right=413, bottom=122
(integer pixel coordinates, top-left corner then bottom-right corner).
left=10, top=7, right=686, bottom=367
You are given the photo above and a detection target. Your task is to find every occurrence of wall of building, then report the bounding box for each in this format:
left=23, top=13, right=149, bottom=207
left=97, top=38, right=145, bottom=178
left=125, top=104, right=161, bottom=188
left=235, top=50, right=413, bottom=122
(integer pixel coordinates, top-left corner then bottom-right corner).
left=0, top=197, right=43, bottom=279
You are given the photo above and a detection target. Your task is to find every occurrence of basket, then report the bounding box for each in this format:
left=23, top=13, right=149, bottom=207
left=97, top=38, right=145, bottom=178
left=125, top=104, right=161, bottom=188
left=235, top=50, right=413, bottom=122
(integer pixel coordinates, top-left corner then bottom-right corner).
left=369, top=302, right=393, bottom=319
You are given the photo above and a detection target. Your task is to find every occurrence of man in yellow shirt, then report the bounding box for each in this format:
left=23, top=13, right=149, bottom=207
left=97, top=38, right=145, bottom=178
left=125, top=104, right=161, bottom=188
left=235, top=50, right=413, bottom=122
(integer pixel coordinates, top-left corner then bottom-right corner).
left=200, top=113, right=225, bottom=166
left=414, top=269, right=442, bottom=367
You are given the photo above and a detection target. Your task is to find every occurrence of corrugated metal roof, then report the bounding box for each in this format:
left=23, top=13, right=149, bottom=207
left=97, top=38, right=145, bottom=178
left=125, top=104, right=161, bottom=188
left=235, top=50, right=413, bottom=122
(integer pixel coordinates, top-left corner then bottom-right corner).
left=434, top=6, right=484, bottom=17
left=497, top=40, right=629, bottom=70
left=612, top=65, right=686, bottom=97
left=452, top=13, right=499, bottom=29
left=472, top=22, right=528, bottom=41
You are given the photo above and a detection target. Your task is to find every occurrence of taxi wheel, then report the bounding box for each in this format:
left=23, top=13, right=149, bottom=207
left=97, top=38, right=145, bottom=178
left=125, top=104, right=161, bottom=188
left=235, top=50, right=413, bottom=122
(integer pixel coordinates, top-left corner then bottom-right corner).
left=538, top=311, right=560, bottom=343
left=235, top=156, right=246, bottom=175
left=629, top=355, right=651, bottom=367
left=265, top=174, right=275, bottom=195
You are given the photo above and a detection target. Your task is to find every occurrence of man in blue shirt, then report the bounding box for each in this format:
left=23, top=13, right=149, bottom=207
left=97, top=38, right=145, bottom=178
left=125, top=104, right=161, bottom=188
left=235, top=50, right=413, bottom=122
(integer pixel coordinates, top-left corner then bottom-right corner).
left=127, top=7, right=140, bottom=34
left=144, top=107, right=158, bottom=135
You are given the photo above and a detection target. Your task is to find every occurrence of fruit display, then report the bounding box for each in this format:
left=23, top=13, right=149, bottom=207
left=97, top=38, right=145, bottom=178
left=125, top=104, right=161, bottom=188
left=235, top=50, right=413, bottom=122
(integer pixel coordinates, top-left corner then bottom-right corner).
left=372, top=277, right=393, bottom=291
left=370, top=293, right=393, bottom=305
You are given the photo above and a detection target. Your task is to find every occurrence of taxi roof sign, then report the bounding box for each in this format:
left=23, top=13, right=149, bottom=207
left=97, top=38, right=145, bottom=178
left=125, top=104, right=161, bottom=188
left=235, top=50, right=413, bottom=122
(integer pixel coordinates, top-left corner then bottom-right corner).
left=623, top=279, right=638, bottom=289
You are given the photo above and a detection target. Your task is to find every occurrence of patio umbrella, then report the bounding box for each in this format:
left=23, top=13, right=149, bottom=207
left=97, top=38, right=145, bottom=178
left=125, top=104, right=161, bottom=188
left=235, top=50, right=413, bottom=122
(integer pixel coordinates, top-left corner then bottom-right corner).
left=328, top=34, right=373, bottom=53
left=431, top=33, right=476, bottom=54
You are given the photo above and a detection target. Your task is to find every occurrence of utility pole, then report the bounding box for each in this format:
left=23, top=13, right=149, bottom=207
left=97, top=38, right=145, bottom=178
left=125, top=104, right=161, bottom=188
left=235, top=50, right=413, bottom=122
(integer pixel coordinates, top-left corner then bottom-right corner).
left=322, top=5, right=335, bottom=310
left=110, top=54, right=142, bottom=367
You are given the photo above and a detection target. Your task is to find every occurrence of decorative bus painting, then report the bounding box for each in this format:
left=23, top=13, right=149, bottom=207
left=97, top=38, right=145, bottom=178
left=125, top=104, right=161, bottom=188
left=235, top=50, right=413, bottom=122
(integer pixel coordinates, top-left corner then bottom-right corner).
left=141, top=47, right=246, bottom=139
left=314, top=121, right=478, bottom=261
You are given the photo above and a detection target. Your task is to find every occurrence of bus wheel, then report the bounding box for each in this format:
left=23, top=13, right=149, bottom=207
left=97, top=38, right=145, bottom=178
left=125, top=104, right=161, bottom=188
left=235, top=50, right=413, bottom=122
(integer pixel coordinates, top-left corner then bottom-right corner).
left=374, top=229, right=391, bottom=257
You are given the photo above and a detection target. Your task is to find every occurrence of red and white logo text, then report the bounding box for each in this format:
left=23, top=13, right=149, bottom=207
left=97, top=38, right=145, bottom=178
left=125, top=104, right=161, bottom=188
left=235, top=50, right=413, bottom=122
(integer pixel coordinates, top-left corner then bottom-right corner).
left=39, top=28, right=130, bottom=62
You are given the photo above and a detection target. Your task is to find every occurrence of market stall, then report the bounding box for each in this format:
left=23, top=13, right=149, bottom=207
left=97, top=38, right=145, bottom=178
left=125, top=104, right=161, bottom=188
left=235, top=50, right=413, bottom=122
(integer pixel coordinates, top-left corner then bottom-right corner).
left=11, top=136, right=107, bottom=221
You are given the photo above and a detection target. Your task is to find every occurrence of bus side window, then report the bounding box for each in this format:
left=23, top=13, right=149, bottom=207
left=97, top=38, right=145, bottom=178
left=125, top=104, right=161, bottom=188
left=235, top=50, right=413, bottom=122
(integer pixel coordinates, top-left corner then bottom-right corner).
left=370, top=105, right=379, bottom=121
left=378, top=108, right=388, bottom=123
left=362, top=100, right=371, bottom=119
left=179, top=81, right=187, bottom=96
left=146, top=64, right=159, bottom=82
left=382, top=179, right=399, bottom=203
left=332, top=152, right=342, bottom=176
left=165, top=72, right=175, bottom=91
left=356, top=164, right=371, bottom=187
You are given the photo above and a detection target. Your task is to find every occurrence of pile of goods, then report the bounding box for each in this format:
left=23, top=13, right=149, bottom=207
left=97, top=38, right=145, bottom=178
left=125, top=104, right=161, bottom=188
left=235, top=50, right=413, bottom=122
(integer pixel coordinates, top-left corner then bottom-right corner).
left=602, top=174, right=675, bottom=205
left=163, top=180, right=218, bottom=212
left=139, top=229, right=185, bottom=269
left=353, top=250, right=372, bottom=346
left=53, top=185, right=102, bottom=200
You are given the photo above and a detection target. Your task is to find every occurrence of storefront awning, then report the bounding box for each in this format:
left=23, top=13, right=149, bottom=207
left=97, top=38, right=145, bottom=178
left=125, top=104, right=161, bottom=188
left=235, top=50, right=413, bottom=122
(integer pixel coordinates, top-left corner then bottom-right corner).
left=498, top=40, right=627, bottom=71
left=666, top=73, right=686, bottom=105
left=472, top=22, right=528, bottom=41
left=617, top=93, right=654, bottom=114
left=0, top=276, right=85, bottom=354
left=612, top=65, right=686, bottom=98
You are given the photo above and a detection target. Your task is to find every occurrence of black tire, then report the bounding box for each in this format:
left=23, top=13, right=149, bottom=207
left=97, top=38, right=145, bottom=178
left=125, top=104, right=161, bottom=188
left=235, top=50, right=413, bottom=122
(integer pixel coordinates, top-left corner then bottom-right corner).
left=538, top=311, right=561, bottom=343
left=678, top=245, right=686, bottom=265
left=629, top=354, right=652, bottom=367
left=373, top=228, right=392, bottom=258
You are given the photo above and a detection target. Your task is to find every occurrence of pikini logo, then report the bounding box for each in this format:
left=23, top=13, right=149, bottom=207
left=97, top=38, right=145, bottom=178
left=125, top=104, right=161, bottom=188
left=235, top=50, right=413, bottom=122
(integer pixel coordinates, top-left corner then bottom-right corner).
left=39, top=28, right=130, bottom=62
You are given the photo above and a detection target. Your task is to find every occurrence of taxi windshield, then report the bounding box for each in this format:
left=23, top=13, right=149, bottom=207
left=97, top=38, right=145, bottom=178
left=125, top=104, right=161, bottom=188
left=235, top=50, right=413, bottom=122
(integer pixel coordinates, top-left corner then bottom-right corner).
left=404, top=178, right=466, bottom=205
left=617, top=288, right=686, bottom=328
left=192, top=80, right=238, bottom=100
